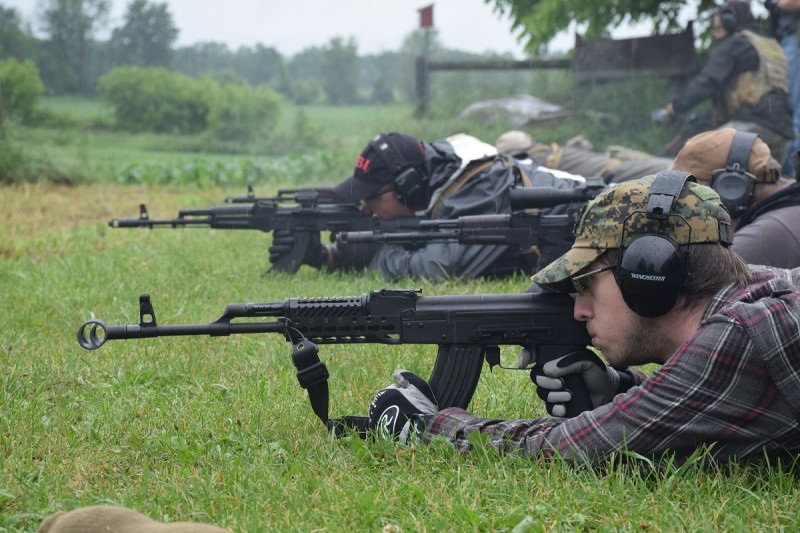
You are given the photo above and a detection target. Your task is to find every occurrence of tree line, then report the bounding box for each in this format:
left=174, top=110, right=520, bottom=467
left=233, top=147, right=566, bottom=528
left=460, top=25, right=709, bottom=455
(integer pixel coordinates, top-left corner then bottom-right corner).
left=0, top=0, right=526, bottom=106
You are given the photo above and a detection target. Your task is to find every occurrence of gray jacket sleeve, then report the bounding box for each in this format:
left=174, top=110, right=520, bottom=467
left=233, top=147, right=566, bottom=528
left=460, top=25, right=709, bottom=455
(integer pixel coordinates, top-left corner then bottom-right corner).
left=368, top=161, right=517, bottom=281
left=732, top=206, right=800, bottom=269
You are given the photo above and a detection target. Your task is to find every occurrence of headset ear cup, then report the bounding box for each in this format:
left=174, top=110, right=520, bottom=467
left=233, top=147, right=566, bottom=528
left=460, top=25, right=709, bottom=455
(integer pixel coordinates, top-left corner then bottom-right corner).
left=711, top=171, right=754, bottom=216
left=618, top=236, right=684, bottom=317
left=720, top=10, right=737, bottom=33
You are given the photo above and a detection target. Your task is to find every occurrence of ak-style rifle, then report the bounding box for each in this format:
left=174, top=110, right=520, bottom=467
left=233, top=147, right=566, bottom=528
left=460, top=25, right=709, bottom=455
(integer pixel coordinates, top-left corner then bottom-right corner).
left=77, top=288, right=593, bottom=432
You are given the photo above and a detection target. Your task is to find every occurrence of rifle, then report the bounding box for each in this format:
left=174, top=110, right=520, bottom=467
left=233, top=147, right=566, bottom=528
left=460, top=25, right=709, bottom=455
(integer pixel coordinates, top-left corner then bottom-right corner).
left=109, top=181, right=605, bottom=275
left=335, top=179, right=606, bottom=265
left=224, top=184, right=345, bottom=204
left=109, top=190, right=419, bottom=273
left=77, top=289, right=593, bottom=432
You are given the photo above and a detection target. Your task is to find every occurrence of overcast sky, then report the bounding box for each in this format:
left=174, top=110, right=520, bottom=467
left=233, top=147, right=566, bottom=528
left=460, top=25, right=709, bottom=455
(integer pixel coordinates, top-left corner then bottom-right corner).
left=11, top=0, right=544, bottom=57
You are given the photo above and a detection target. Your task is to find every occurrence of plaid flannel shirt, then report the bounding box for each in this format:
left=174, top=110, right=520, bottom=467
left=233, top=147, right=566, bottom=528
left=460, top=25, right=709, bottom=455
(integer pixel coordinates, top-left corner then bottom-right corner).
left=427, top=266, right=800, bottom=465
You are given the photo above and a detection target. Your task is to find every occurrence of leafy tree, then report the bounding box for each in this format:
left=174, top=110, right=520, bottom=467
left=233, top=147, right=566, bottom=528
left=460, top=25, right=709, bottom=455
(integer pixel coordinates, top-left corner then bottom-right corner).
left=485, top=0, right=720, bottom=53
left=290, top=78, right=323, bottom=105
left=285, top=45, right=323, bottom=102
left=286, top=46, right=321, bottom=80
left=38, top=0, right=110, bottom=94
left=232, top=44, right=285, bottom=87
left=361, top=51, right=400, bottom=104
left=397, top=28, right=442, bottom=102
left=206, top=81, right=282, bottom=142
left=0, top=5, right=36, bottom=61
left=109, top=0, right=178, bottom=68
left=319, top=37, right=359, bottom=105
left=0, top=58, right=44, bottom=124
left=173, top=41, right=234, bottom=77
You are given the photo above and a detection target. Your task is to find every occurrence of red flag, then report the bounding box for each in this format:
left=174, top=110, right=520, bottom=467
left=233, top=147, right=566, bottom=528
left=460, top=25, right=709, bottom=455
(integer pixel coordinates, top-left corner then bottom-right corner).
left=418, top=4, right=433, bottom=28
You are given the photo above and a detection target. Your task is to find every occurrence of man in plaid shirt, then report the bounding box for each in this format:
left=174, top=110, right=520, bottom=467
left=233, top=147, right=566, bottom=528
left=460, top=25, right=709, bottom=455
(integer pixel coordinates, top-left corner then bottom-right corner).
left=367, top=172, right=800, bottom=465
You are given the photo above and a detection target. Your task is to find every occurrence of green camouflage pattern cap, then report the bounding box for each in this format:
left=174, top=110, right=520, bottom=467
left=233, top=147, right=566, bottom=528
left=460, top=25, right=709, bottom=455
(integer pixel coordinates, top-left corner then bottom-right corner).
left=532, top=174, right=733, bottom=292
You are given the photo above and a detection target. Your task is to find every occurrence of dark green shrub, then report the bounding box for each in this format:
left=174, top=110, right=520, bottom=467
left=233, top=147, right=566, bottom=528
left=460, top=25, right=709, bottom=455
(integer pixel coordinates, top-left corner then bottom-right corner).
left=0, top=58, right=44, bottom=124
left=98, top=66, right=210, bottom=134
left=0, top=126, right=86, bottom=184
left=99, top=66, right=284, bottom=142
left=206, top=82, right=282, bottom=142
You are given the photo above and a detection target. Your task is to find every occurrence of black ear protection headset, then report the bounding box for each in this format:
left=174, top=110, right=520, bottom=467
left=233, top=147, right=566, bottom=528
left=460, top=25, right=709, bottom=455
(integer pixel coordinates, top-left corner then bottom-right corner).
left=719, top=3, right=738, bottom=34
left=368, top=134, right=426, bottom=203
left=616, top=170, right=697, bottom=318
left=709, top=130, right=758, bottom=217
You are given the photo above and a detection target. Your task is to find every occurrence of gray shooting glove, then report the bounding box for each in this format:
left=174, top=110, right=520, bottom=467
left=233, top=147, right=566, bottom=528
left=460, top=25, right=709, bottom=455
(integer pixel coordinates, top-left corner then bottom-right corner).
left=367, top=369, right=439, bottom=443
left=531, top=350, right=633, bottom=417
left=651, top=107, right=674, bottom=126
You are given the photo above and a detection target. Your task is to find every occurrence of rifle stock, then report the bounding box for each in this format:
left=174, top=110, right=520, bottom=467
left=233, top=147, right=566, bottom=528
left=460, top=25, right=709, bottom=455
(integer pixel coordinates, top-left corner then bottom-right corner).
left=77, top=289, right=593, bottom=418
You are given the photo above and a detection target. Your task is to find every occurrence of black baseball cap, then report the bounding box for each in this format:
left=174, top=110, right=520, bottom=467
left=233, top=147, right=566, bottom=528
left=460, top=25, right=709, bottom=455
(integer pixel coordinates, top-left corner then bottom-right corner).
left=333, top=132, right=425, bottom=204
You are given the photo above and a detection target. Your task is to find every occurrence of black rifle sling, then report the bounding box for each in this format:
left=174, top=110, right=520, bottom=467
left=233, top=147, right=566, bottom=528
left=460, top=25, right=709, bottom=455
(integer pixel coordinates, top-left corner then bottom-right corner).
left=291, top=340, right=369, bottom=438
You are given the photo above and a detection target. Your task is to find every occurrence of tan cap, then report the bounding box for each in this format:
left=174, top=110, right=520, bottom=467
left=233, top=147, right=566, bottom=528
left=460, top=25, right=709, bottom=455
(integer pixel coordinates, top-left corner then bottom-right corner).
left=37, top=505, right=230, bottom=533
left=495, top=130, right=535, bottom=155
left=532, top=174, right=733, bottom=292
left=673, top=128, right=781, bottom=184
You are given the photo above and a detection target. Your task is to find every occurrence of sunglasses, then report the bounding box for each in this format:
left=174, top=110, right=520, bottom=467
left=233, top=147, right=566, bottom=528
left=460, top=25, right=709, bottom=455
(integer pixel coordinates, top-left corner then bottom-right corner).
left=571, top=264, right=615, bottom=294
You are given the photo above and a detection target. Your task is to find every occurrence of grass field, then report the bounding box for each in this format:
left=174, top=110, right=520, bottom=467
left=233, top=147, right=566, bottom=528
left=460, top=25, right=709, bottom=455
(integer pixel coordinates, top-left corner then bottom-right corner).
left=3, top=182, right=799, bottom=532
left=2, top=99, right=798, bottom=531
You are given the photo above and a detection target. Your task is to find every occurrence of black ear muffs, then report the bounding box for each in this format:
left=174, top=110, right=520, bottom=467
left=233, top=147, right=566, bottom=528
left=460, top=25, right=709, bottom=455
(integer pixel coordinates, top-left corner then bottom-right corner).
left=616, top=170, right=695, bottom=318
left=710, top=131, right=758, bottom=217
left=719, top=6, right=737, bottom=33
left=369, top=134, right=425, bottom=200
left=617, top=235, right=685, bottom=318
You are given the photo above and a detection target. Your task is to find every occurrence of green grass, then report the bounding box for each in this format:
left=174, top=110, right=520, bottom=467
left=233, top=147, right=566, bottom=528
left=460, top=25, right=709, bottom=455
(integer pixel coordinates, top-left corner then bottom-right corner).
left=28, top=82, right=680, bottom=188
left=10, top=100, right=518, bottom=188
left=37, top=95, right=114, bottom=121
left=4, top=91, right=795, bottom=530
left=1, top=183, right=799, bottom=531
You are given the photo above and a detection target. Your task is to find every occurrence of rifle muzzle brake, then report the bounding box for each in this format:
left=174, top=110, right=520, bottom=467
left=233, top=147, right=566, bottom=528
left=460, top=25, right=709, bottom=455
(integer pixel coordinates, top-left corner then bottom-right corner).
left=77, top=319, right=109, bottom=350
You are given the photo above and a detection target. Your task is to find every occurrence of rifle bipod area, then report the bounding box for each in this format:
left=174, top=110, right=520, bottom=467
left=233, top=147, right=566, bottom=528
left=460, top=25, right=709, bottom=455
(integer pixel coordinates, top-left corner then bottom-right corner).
left=289, top=334, right=369, bottom=438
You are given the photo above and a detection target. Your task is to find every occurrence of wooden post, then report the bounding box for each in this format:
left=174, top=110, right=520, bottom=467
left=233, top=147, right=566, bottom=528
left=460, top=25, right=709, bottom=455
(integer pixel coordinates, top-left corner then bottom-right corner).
left=416, top=4, right=433, bottom=116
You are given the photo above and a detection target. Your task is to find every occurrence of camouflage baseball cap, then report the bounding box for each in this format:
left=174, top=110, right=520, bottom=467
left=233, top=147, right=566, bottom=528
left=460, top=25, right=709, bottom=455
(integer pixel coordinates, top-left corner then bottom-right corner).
left=532, top=174, right=734, bottom=292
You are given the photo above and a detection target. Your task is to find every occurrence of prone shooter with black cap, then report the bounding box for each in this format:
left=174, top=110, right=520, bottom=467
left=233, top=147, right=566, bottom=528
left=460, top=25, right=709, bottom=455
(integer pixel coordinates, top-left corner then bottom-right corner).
left=269, top=131, right=591, bottom=281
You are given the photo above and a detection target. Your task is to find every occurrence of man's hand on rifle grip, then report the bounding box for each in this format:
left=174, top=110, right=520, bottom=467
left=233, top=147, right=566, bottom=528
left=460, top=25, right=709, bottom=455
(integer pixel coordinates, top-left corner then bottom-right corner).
left=268, top=229, right=327, bottom=269
left=531, top=349, right=634, bottom=417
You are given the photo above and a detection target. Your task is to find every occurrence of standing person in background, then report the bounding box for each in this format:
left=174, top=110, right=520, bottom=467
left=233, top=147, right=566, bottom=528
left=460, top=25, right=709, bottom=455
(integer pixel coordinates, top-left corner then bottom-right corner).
left=654, top=1, right=793, bottom=164
left=672, top=128, right=800, bottom=268
left=765, top=0, right=800, bottom=175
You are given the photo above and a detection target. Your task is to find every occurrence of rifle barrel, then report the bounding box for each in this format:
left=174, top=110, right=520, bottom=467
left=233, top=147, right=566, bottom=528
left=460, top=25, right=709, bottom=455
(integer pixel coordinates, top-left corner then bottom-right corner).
left=510, top=187, right=593, bottom=209
left=77, top=319, right=286, bottom=350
